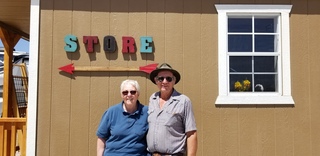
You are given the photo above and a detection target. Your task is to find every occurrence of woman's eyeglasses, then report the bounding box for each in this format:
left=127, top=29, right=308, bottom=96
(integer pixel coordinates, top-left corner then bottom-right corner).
left=156, top=76, right=174, bottom=82
left=122, top=90, right=137, bottom=95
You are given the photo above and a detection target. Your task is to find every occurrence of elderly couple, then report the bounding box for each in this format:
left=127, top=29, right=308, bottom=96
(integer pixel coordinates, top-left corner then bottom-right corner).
left=96, top=63, right=197, bottom=156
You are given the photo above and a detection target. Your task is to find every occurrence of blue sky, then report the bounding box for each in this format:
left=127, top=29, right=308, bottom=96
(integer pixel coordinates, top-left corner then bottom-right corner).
left=0, top=38, right=29, bottom=52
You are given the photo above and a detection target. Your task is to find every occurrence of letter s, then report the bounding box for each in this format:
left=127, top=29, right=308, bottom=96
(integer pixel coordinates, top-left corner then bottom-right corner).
left=64, top=35, right=78, bottom=52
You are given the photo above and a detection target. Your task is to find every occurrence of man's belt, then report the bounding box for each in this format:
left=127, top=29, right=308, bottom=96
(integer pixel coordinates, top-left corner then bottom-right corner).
left=152, top=152, right=184, bottom=156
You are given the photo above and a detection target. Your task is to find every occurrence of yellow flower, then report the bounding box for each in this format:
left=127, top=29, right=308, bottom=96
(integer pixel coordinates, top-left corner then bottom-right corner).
left=234, top=79, right=251, bottom=91
left=234, top=81, right=242, bottom=90
left=243, top=79, right=250, bottom=86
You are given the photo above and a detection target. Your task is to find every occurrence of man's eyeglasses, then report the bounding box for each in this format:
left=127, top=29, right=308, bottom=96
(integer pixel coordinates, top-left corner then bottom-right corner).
left=122, top=90, right=137, bottom=95
left=156, top=76, right=174, bottom=82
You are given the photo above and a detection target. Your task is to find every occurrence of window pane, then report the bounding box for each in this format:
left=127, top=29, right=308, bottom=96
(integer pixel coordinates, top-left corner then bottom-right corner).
left=254, top=56, right=277, bottom=72
left=254, top=18, right=275, bottom=33
left=226, top=15, right=280, bottom=94
left=255, top=35, right=276, bottom=52
left=254, top=74, right=276, bottom=92
left=230, top=74, right=252, bottom=92
left=228, top=18, right=252, bottom=32
left=230, top=56, right=252, bottom=72
left=228, top=35, right=252, bottom=52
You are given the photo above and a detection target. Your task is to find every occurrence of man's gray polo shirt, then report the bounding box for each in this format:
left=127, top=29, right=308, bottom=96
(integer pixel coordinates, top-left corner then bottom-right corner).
left=147, top=89, right=197, bottom=154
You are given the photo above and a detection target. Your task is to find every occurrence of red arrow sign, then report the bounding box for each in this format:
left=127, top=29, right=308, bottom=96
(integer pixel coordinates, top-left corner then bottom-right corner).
left=59, top=63, right=158, bottom=74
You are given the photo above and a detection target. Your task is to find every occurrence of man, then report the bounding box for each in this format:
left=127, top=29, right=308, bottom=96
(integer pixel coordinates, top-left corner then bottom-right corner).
left=147, top=63, right=197, bottom=156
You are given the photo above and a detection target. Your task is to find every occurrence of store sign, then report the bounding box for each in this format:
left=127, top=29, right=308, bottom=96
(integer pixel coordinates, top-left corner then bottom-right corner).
left=64, top=34, right=153, bottom=53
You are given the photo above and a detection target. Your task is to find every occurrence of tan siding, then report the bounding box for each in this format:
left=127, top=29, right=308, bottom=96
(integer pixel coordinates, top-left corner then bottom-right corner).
left=36, top=0, right=320, bottom=155
left=37, top=8, right=53, bottom=156
left=128, top=0, right=148, bottom=103
left=309, top=15, right=320, bottom=156
left=308, top=1, right=320, bottom=156
left=275, top=107, right=294, bottom=155
left=89, top=0, right=111, bottom=155
left=183, top=0, right=202, bottom=155
left=217, top=7, right=236, bottom=153
left=256, top=107, right=275, bottom=155
left=146, top=1, right=165, bottom=100
left=239, top=107, right=257, bottom=156
left=49, top=8, right=73, bottom=156
left=68, top=0, right=92, bottom=155
left=201, top=0, right=220, bottom=155
left=164, top=0, right=183, bottom=93
left=206, top=3, right=244, bottom=155
left=220, top=107, right=238, bottom=155
left=41, top=0, right=74, bottom=155
left=108, top=0, right=129, bottom=108
left=291, top=0, right=311, bottom=156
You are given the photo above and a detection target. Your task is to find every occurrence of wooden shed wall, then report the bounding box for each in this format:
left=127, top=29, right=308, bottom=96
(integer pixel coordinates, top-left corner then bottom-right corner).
left=37, top=0, right=320, bottom=155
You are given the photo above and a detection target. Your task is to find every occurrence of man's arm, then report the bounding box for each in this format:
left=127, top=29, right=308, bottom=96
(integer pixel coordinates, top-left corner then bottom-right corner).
left=186, top=130, right=197, bottom=156
left=97, top=137, right=105, bottom=156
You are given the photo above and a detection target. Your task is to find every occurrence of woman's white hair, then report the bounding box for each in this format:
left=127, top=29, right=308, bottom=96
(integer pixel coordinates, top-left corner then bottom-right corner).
left=120, top=79, right=140, bottom=94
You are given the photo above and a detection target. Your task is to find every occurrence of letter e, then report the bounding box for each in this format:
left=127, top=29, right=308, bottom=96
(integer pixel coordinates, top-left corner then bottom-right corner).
left=140, top=36, right=153, bottom=53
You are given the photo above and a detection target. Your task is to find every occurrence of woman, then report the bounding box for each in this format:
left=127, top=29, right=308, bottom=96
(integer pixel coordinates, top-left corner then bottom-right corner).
left=96, top=79, right=149, bottom=156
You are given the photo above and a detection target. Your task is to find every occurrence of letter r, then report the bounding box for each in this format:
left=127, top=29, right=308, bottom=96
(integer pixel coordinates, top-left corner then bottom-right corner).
left=122, top=36, right=135, bottom=53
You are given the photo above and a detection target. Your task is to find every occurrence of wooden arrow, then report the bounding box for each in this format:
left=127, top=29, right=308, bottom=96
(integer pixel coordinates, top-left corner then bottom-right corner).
left=58, top=63, right=158, bottom=74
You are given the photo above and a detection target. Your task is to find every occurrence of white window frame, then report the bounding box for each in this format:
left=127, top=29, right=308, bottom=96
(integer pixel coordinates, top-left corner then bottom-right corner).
left=215, top=4, right=294, bottom=105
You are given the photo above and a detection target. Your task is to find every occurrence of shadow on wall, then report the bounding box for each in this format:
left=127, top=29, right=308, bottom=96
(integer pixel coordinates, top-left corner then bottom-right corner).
left=40, top=1, right=320, bottom=14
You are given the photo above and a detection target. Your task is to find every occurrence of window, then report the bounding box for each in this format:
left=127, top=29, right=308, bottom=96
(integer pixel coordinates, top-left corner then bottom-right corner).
left=215, top=5, right=294, bottom=104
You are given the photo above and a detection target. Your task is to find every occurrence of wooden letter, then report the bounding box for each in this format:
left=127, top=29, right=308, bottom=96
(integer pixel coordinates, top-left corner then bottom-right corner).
left=103, top=36, right=116, bottom=52
left=140, top=36, right=153, bottom=53
left=122, top=36, right=135, bottom=53
left=83, top=36, right=98, bottom=53
left=64, top=35, right=78, bottom=52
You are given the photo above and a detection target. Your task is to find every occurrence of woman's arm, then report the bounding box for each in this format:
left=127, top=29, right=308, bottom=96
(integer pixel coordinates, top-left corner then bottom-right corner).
left=97, top=137, right=106, bottom=156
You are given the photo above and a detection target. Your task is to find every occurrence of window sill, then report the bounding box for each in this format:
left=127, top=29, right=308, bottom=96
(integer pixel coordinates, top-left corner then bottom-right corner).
left=215, top=95, right=294, bottom=105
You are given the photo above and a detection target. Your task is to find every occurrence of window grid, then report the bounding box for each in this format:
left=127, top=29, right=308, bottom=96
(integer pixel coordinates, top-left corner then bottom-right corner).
left=215, top=4, right=294, bottom=104
left=227, top=15, right=279, bottom=93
